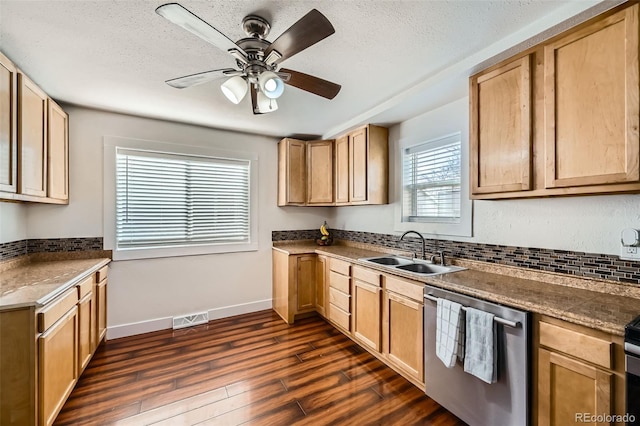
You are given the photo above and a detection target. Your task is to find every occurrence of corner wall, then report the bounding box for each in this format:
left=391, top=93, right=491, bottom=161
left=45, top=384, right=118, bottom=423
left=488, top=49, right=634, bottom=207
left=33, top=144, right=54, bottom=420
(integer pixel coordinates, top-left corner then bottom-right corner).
left=24, top=106, right=331, bottom=337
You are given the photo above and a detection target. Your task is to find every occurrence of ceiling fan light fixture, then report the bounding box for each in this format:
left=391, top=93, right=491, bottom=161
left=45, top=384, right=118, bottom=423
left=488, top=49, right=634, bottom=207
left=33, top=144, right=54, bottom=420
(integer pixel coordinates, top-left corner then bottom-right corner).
left=258, top=71, right=285, bottom=99
left=221, top=76, right=248, bottom=104
left=257, top=91, right=278, bottom=113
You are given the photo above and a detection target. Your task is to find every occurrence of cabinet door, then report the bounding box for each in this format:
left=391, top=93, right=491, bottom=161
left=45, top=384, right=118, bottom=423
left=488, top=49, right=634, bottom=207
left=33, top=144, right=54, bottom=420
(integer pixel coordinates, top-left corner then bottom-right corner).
left=538, top=348, right=612, bottom=426
left=0, top=52, right=17, bottom=194
left=277, top=138, right=306, bottom=205
left=353, top=280, right=381, bottom=351
left=315, top=255, right=327, bottom=317
left=272, top=249, right=292, bottom=323
left=47, top=99, right=68, bottom=201
left=95, top=279, right=107, bottom=346
left=544, top=5, right=639, bottom=188
left=77, top=292, right=94, bottom=373
left=470, top=55, right=531, bottom=194
left=38, top=306, right=78, bottom=426
left=307, top=140, right=334, bottom=205
left=385, top=291, right=423, bottom=382
left=296, top=255, right=316, bottom=312
left=18, top=73, right=47, bottom=197
left=334, top=135, right=349, bottom=204
left=349, top=128, right=368, bottom=202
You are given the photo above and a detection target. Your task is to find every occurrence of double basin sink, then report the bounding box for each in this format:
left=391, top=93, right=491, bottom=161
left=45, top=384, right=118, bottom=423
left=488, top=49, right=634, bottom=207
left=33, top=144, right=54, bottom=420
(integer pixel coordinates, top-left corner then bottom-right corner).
left=358, top=255, right=466, bottom=277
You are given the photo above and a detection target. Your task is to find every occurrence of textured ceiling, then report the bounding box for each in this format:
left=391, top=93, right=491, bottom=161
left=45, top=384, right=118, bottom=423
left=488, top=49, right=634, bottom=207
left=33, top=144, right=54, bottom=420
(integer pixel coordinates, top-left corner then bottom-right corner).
left=0, top=0, right=607, bottom=138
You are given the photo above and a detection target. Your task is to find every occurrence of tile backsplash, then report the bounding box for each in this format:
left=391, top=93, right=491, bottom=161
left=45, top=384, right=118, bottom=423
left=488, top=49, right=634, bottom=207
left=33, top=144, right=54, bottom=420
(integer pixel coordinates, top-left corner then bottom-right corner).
left=0, top=237, right=104, bottom=262
left=272, top=229, right=640, bottom=285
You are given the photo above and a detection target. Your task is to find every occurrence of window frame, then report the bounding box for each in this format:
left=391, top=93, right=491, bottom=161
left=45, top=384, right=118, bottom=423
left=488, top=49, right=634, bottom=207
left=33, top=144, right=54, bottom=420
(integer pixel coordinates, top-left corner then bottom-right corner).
left=402, top=133, right=462, bottom=224
left=394, top=131, right=472, bottom=238
left=104, top=136, right=259, bottom=261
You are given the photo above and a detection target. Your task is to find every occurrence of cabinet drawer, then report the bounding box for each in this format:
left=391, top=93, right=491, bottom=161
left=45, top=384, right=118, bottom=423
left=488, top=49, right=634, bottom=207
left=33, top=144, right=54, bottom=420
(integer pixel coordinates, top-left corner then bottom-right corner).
left=96, top=265, right=108, bottom=282
left=384, top=275, right=423, bottom=302
left=539, top=322, right=612, bottom=369
left=329, top=271, right=350, bottom=293
left=329, top=287, right=350, bottom=312
left=76, top=276, right=93, bottom=299
left=37, top=288, right=78, bottom=333
left=329, top=258, right=351, bottom=275
left=352, top=266, right=381, bottom=286
left=329, top=303, right=351, bottom=331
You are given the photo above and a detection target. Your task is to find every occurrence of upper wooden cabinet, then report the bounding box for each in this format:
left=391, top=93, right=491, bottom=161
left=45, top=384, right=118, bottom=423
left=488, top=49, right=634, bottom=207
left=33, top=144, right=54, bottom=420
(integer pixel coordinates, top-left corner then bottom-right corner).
left=306, top=140, right=334, bottom=205
left=47, top=99, right=69, bottom=201
left=544, top=5, right=639, bottom=189
left=0, top=51, right=17, bottom=194
left=470, top=55, right=532, bottom=194
left=470, top=3, right=640, bottom=199
left=278, top=138, right=306, bottom=206
left=0, top=51, right=69, bottom=204
left=335, top=124, right=389, bottom=205
left=277, top=124, right=388, bottom=207
left=334, top=135, right=349, bottom=204
left=18, top=73, right=48, bottom=198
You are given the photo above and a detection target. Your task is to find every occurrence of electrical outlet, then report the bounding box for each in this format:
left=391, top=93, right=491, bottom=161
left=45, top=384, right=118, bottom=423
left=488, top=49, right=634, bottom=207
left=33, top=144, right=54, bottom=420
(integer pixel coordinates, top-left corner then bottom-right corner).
left=620, top=228, right=640, bottom=261
left=620, top=245, right=640, bottom=261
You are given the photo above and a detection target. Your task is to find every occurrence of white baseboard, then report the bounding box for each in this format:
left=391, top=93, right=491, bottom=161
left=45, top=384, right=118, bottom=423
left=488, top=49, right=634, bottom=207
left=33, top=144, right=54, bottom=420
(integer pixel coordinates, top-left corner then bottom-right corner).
left=106, top=299, right=273, bottom=340
left=207, top=299, right=272, bottom=320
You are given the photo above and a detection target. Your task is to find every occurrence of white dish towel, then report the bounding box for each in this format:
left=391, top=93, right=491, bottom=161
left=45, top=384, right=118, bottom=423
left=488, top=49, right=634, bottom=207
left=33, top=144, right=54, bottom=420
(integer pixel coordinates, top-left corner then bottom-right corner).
left=436, top=299, right=463, bottom=368
left=463, top=307, right=497, bottom=384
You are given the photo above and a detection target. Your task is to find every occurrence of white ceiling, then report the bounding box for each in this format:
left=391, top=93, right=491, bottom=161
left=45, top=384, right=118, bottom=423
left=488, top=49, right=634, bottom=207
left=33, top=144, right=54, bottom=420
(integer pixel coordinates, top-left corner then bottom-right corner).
left=0, top=0, right=612, bottom=139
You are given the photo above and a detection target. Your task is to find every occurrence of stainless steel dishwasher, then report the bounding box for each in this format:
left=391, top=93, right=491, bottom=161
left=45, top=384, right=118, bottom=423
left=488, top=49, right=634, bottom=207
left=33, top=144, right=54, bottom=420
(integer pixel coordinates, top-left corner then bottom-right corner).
left=424, top=284, right=530, bottom=426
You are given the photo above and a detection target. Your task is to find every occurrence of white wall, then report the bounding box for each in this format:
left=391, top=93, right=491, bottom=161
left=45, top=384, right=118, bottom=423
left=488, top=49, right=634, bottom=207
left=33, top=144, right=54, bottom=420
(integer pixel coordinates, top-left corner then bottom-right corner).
left=332, top=98, right=640, bottom=256
left=26, top=107, right=330, bottom=336
left=0, top=203, right=27, bottom=243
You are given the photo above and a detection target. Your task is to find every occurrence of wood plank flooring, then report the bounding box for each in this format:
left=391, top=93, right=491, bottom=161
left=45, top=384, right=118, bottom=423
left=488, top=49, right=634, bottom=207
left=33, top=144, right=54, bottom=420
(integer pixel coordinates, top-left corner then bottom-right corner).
left=55, top=310, right=466, bottom=425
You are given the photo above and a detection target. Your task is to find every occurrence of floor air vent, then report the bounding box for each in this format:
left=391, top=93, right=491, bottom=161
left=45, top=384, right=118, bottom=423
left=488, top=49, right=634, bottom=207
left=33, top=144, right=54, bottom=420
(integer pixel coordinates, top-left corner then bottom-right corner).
left=172, top=312, right=209, bottom=329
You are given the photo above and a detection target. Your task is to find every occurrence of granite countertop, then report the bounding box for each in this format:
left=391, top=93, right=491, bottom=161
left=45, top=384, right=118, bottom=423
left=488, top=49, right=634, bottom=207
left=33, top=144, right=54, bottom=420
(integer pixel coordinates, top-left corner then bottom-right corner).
left=273, top=242, right=640, bottom=336
left=0, top=257, right=111, bottom=310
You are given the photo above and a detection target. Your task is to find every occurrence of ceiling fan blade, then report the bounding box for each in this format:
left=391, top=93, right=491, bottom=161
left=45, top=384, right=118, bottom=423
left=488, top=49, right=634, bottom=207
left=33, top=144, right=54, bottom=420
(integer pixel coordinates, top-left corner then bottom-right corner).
left=279, top=68, right=341, bottom=99
left=156, top=3, right=248, bottom=60
left=166, top=68, right=241, bottom=89
left=250, top=85, right=263, bottom=115
left=264, top=9, right=334, bottom=64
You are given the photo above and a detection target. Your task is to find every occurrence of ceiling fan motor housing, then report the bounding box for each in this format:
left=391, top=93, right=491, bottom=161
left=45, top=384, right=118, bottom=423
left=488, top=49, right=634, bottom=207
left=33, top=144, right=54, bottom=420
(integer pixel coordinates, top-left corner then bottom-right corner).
left=242, top=15, right=271, bottom=39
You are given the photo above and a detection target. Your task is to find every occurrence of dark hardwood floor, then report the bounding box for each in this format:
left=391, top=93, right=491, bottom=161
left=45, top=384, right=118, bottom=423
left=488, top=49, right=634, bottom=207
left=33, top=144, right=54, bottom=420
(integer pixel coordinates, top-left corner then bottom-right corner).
left=55, top=310, right=466, bottom=425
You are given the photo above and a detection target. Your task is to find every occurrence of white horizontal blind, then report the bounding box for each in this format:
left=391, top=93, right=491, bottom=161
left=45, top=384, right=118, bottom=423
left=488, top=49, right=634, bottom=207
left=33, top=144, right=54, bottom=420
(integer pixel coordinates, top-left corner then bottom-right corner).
left=116, top=148, right=250, bottom=249
left=403, top=134, right=461, bottom=222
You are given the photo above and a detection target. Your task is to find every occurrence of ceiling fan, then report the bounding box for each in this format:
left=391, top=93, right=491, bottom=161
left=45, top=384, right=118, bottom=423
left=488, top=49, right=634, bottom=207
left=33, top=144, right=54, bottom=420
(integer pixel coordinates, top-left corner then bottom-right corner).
left=155, top=3, right=342, bottom=114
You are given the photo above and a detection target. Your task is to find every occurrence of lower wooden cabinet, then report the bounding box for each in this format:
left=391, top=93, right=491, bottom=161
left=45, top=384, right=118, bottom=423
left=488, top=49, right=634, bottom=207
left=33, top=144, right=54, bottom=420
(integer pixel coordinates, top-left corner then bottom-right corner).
left=328, top=258, right=352, bottom=332
left=353, top=279, right=382, bottom=352
left=77, top=291, right=94, bottom=373
left=0, top=262, right=109, bottom=426
left=315, top=255, right=328, bottom=317
left=38, top=306, right=78, bottom=426
left=95, top=270, right=108, bottom=346
left=535, top=315, right=625, bottom=426
left=383, top=275, right=424, bottom=385
left=272, top=249, right=318, bottom=324
left=538, top=348, right=612, bottom=425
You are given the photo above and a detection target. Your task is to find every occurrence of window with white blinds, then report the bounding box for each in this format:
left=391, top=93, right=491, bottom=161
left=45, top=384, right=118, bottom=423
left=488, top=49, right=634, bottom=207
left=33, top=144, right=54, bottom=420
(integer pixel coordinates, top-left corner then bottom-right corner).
left=402, top=134, right=461, bottom=223
left=116, top=148, right=251, bottom=250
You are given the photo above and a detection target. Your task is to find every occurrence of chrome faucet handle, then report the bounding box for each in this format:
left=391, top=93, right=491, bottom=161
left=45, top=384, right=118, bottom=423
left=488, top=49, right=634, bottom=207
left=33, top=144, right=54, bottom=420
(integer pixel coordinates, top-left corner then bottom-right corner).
left=429, top=254, right=438, bottom=264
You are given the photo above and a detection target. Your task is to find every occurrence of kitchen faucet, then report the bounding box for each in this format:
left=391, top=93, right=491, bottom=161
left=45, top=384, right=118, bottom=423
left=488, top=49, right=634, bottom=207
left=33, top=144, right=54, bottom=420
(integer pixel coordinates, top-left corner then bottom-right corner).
left=399, top=230, right=426, bottom=260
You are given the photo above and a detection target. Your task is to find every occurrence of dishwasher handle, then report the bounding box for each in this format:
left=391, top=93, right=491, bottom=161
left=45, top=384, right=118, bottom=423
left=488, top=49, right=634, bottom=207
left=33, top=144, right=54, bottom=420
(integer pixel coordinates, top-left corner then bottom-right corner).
left=424, top=293, right=521, bottom=329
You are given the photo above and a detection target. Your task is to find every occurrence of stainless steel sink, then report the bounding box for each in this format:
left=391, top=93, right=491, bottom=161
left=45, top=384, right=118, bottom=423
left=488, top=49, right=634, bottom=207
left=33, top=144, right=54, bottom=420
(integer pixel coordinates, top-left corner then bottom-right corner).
left=362, top=256, right=413, bottom=266
left=359, top=256, right=465, bottom=276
